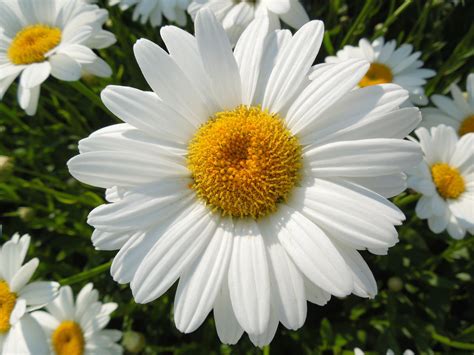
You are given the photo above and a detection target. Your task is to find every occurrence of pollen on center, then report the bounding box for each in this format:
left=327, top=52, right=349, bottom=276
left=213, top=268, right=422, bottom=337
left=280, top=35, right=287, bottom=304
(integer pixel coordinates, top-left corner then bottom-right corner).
left=431, top=163, right=465, bottom=200
left=0, top=280, right=17, bottom=334
left=359, top=62, right=393, bottom=87
left=51, top=320, right=85, bottom=355
left=459, top=114, right=474, bottom=136
left=187, top=105, right=302, bottom=219
left=8, top=24, right=62, bottom=65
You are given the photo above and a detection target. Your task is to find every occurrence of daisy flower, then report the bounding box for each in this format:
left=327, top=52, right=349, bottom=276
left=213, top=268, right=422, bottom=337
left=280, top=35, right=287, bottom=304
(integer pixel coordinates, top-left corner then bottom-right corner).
left=32, top=283, right=122, bottom=355
left=325, top=37, right=436, bottom=106
left=0, top=0, right=116, bottom=115
left=0, top=233, right=59, bottom=354
left=187, top=0, right=309, bottom=45
left=109, top=0, right=191, bottom=27
left=421, top=73, right=474, bottom=136
left=407, top=125, right=474, bottom=239
left=68, top=11, right=422, bottom=346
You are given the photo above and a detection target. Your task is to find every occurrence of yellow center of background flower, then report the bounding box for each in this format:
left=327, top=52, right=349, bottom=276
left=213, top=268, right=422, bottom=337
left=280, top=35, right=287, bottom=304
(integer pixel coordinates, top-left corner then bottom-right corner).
left=187, top=106, right=302, bottom=218
left=431, top=163, right=465, bottom=200
left=51, top=321, right=85, bottom=355
left=359, top=62, right=393, bottom=87
left=0, top=281, right=17, bottom=334
left=8, top=24, right=62, bottom=65
left=459, top=114, right=474, bottom=136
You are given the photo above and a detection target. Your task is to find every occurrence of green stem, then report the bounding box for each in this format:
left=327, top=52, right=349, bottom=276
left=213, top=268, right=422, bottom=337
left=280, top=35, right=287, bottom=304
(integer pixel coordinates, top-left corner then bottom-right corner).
left=394, top=193, right=420, bottom=207
left=374, top=0, right=414, bottom=38
left=60, top=261, right=112, bottom=286
left=69, top=80, right=114, bottom=119
left=432, top=331, right=474, bottom=350
left=263, top=345, right=270, bottom=355
left=340, top=0, right=374, bottom=47
left=323, top=32, right=335, bottom=56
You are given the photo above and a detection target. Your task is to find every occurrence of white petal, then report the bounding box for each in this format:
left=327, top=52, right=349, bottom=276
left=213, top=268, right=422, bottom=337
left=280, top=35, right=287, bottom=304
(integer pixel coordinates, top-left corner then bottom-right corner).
left=195, top=8, right=242, bottom=109
left=304, top=278, right=331, bottom=306
left=19, top=281, right=59, bottom=309
left=300, top=84, right=410, bottom=145
left=101, top=85, right=195, bottom=144
left=82, top=57, right=112, bottom=78
left=10, top=258, right=39, bottom=293
left=213, top=277, right=244, bottom=345
left=91, top=229, right=131, bottom=251
left=58, top=44, right=97, bottom=64
left=131, top=205, right=217, bottom=303
left=228, top=219, right=271, bottom=335
left=3, top=314, right=48, bottom=355
left=19, top=62, right=51, bottom=89
left=290, top=180, right=401, bottom=250
left=271, top=205, right=353, bottom=297
left=304, top=139, right=422, bottom=177
left=174, top=218, right=234, bottom=333
left=286, top=59, right=369, bottom=135
left=46, top=286, right=75, bottom=321
left=160, top=25, right=218, bottom=113
left=87, top=180, right=193, bottom=232
left=49, top=54, right=82, bottom=81
left=262, top=20, right=324, bottom=113
left=248, top=308, right=279, bottom=347
left=234, top=17, right=269, bottom=105
left=260, top=219, right=306, bottom=330
left=278, top=0, right=309, bottom=29
left=67, top=150, right=188, bottom=189
left=337, top=246, right=377, bottom=298
left=133, top=38, right=210, bottom=127
left=31, top=311, right=60, bottom=336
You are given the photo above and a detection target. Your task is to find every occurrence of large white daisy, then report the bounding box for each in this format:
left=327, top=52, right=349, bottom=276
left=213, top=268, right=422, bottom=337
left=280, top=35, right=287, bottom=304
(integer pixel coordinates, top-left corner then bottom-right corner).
left=421, top=73, right=474, bottom=136
left=325, top=37, right=436, bottom=106
left=68, top=11, right=423, bottom=346
left=407, top=125, right=474, bottom=239
left=188, top=0, right=309, bottom=45
left=109, top=0, right=191, bottom=27
left=0, top=0, right=116, bottom=115
left=0, top=233, right=59, bottom=354
left=32, top=283, right=122, bottom=355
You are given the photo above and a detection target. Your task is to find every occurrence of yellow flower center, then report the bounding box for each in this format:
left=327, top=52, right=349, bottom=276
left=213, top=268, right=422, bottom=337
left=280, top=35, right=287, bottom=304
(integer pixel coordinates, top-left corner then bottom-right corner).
left=51, top=321, right=85, bottom=355
left=359, top=62, right=393, bottom=87
left=8, top=24, right=62, bottom=65
left=0, top=281, right=17, bottom=334
left=431, top=163, right=465, bottom=200
left=459, top=114, right=474, bottom=136
left=187, top=105, right=302, bottom=218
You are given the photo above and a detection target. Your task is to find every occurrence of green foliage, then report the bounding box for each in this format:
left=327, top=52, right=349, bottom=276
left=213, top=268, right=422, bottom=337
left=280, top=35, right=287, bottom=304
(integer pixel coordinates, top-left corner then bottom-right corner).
left=1, top=0, right=473, bottom=354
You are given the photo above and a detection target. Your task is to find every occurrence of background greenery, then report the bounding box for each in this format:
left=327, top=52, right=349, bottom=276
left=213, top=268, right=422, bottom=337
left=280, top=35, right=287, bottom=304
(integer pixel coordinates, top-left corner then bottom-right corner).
left=1, top=0, right=473, bottom=353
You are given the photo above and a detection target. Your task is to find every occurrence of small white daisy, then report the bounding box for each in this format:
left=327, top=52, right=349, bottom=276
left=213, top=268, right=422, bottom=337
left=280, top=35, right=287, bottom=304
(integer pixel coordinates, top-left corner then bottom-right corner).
left=32, top=283, right=122, bottom=355
left=421, top=73, right=474, bottom=136
left=326, top=37, right=436, bottom=106
left=0, top=0, right=116, bottom=115
left=407, top=125, right=474, bottom=239
left=188, top=0, right=309, bottom=45
left=110, top=0, right=191, bottom=27
left=68, top=11, right=422, bottom=346
left=0, top=233, right=59, bottom=354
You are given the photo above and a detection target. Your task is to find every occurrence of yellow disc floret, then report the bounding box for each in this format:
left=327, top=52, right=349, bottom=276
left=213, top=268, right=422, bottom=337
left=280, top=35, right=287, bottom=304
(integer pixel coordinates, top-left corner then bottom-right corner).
left=459, top=114, right=474, bottom=136
left=359, top=62, right=393, bottom=87
left=0, top=280, right=17, bottom=334
left=188, top=105, right=302, bottom=218
left=8, top=24, right=61, bottom=65
left=431, top=163, right=465, bottom=200
left=51, top=321, right=85, bottom=355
